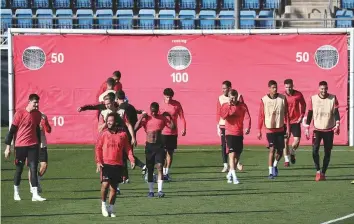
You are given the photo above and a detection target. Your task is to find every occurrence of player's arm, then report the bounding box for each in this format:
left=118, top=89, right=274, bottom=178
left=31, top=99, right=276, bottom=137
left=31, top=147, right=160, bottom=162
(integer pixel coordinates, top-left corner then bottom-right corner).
left=123, top=134, right=135, bottom=169
left=98, top=114, right=107, bottom=132
left=244, top=103, right=251, bottom=133
left=95, top=133, right=104, bottom=172
left=299, top=93, right=307, bottom=122
left=333, top=96, right=340, bottom=134
left=78, top=103, right=105, bottom=112
left=162, top=112, right=175, bottom=130
left=284, top=98, right=290, bottom=137
left=257, top=100, right=265, bottom=139
left=304, top=97, right=313, bottom=127
left=41, top=116, right=52, bottom=133
left=123, top=114, right=136, bottom=145
left=4, top=111, right=21, bottom=146
left=238, top=94, right=244, bottom=103
left=178, top=103, right=187, bottom=135
left=216, top=99, right=221, bottom=123
left=96, top=82, right=106, bottom=99
left=134, top=114, right=147, bottom=132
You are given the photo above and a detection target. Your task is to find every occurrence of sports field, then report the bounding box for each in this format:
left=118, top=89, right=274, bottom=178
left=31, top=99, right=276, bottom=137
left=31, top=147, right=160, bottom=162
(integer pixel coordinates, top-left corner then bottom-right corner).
left=1, top=128, right=354, bottom=224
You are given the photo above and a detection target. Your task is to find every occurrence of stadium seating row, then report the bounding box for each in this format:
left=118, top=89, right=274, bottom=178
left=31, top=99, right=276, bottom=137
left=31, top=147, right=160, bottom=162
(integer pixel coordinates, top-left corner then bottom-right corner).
left=342, top=0, right=354, bottom=9
left=336, top=9, right=354, bottom=28
left=2, top=0, right=280, bottom=9
left=0, top=8, right=274, bottom=30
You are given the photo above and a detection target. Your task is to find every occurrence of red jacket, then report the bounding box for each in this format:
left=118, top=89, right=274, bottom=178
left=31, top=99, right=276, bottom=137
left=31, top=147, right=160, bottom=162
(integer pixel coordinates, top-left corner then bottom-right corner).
left=96, top=81, right=123, bottom=99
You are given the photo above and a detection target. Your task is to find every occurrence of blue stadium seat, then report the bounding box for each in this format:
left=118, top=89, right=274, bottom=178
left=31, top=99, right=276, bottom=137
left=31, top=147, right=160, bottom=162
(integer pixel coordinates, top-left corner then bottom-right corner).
left=96, top=0, right=112, bottom=8
left=138, top=0, right=155, bottom=9
left=199, top=10, right=216, bottom=29
left=201, top=0, right=217, bottom=9
left=179, top=10, right=195, bottom=29
left=219, top=10, right=234, bottom=29
left=15, top=9, right=33, bottom=28
left=1, top=0, right=7, bottom=7
left=243, top=0, right=259, bottom=9
left=74, top=0, right=91, bottom=8
left=179, top=0, right=196, bottom=9
left=76, top=9, right=93, bottom=29
left=96, top=9, right=113, bottom=29
left=221, top=0, right=233, bottom=10
left=0, top=9, right=13, bottom=32
left=138, top=9, right=155, bottom=29
left=335, top=10, right=353, bottom=28
left=342, top=0, right=354, bottom=9
left=118, top=0, right=133, bottom=8
left=263, top=0, right=280, bottom=9
left=116, top=9, right=133, bottom=29
left=56, top=9, right=73, bottom=28
left=33, top=0, right=49, bottom=8
left=36, top=9, right=53, bottom=28
left=240, top=10, right=255, bottom=29
left=12, top=0, right=29, bottom=8
left=258, top=10, right=274, bottom=29
left=159, top=0, right=175, bottom=9
left=158, top=9, right=175, bottom=29
left=53, top=0, right=70, bottom=8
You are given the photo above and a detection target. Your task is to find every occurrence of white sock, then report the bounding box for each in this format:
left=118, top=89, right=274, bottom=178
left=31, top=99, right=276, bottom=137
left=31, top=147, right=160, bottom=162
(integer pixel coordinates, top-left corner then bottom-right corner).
left=158, top=180, right=163, bottom=192
left=148, top=182, right=154, bottom=193
left=102, top=201, right=106, bottom=206
left=108, top=204, right=114, bottom=213
left=223, top=163, right=228, bottom=168
left=163, top=168, right=166, bottom=175
left=227, top=170, right=231, bottom=177
left=316, top=170, right=321, bottom=174
left=31, top=187, right=39, bottom=196
left=230, top=169, right=237, bottom=180
left=284, top=156, right=289, bottom=162
left=269, top=166, right=273, bottom=175
left=273, top=160, right=279, bottom=167
left=14, top=185, right=19, bottom=194
left=165, top=168, right=169, bottom=175
left=29, top=181, right=32, bottom=188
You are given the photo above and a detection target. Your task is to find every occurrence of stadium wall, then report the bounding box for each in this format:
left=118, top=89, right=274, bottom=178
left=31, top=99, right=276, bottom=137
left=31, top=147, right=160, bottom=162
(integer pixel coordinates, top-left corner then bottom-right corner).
left=7, top=28, right=354, bottom=146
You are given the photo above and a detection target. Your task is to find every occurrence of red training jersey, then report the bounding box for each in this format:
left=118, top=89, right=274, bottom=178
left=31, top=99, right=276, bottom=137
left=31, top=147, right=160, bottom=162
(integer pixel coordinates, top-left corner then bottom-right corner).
left=160, top=99, right=186, bottom=135
left=139, top=114, right=170, bottom=132
left=12, top=109, right=41, bottom=147
left=220, top=102, right=251, bottom=136
left=96, top=81, right=123, bottom=99
left=284, top=90, right=306, bottom=124
left=95, top=129, right=135, bottom=166
left=216, top=94, right=244, bottom=126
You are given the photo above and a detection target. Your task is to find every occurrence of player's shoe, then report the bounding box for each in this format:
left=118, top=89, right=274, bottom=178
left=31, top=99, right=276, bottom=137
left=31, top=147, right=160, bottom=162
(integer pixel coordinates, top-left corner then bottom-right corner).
left=233, top=178, right=240, bottom=185
left=124, top=179, right=130, bottom=184
left=226, top=173, right=232, bottom=184
left=14, top=193, right=21, bottom=201
left=116, top=188, right=121, bottom=195
left=110, top=213, right=116, bottom=218
left=108, top=206, right=116, bottom=218
left=158, top=191, right=165, bottom=198
left=290, top=154, right=296, bottom=164
left=221, top=166, right=228, bottom=173
left=237, top=163, right=244, bottom=171
left=268, top=174, right=275, bottom=179
left=284, top=162, right=290, bottom=167
left=273, top=167, right=278, bottom=177
left=351, top=180, right=354, bottom=184
left=315, top=172, right=321, bottom=181
left=32, top=195, right=46, bottom=202
left=147, top=192, right=154, bottom=198
left=320, top=173, right=326, bottom=181
left=141, top=166, right=147, bottom=175
left=164, top=174, right=171, bottom=181
left=101, top=204, right=109, bottom=217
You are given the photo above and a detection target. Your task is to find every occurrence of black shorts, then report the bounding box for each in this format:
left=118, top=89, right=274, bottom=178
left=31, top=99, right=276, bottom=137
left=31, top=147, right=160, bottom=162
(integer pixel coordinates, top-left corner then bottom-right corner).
left=14, top=144, right=39, bottom=166
left=285, top=123, right=301, bottom=138
left=162, top=135, right=178, bottom=152
left=39, top=147, right=48, bottom=163
left=226, top=135, right=244, bottom=155
left=145, top=142, right=166, bottom=166
left=266, top=132, right=285, bottom=150
left=100, top=164, right=123, bottom=185
left=312, top=130, right=334, bottom=149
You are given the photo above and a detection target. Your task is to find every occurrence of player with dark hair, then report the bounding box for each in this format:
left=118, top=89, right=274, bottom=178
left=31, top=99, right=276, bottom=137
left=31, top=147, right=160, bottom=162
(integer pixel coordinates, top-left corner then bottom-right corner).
left=216, top=81, right=245, bottom=172
left=98, top=78, right=116, bottom=103
left=78, top=92, right=117, bottom=121
left=160, top=88, right=186, bottom=181
left=135, top=102, right=175, bottom=197
left=279, top=79, right=306, bottom=166
left=96, top=70, right=123, bottom=100
left=220, top=89, right=251, bottom=184
left=95, top=112, right=135, bottom=217
left=258, top=80, right=290, bottom=179
left=303, top=81, right=340, bottom=181
left=4, top=94, right=46, bottom=201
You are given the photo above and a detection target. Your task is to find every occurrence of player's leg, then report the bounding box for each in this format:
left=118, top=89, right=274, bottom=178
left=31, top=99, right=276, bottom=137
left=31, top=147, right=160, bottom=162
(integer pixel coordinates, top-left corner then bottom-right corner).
left=225, top=135, right=234, bottom=183
left=233, top=136, right=243, bottom=184
left=100, top=165, right=110, bottom=217
left=290, top=123, right=301, bottom=164
left=37, top=147, right=48, bottom=193
left=163, top=135, right=177, bottom=181
left=312, top=130, right=323, bottom=181
left=156, top=150, right=165, bottom=198
left=283, top=125, right=290, bottom=167
left=13, top=147, right=27, bottom=201
left=146, top=144, right=155, bottom=197
left=220, top=127, right=228, bottom=172
left=273, top=133, right=285, bottom=177
left=266, top=133, right=276, bottom=179
left=321, top=131, right=334, bottom=180
left=107, top=165, right=122, bottom=217
left=28, top=145, right=46, bottom=201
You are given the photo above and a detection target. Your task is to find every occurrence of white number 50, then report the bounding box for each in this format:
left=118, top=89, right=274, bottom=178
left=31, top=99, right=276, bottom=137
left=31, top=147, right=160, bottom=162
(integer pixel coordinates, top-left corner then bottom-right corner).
left=51, top=53, right=64, bottom=64
left=296, top=52, right=309, bottom=63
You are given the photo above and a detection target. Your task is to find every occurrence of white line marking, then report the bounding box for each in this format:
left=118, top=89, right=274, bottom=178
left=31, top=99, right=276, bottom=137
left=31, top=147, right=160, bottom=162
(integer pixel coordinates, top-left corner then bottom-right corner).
left=321, top=213, right=354, bottom=224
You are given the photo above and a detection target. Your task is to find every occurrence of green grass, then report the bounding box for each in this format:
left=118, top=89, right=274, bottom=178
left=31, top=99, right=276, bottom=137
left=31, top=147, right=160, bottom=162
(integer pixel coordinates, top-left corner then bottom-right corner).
left=2, top=128, right=354, bottom=223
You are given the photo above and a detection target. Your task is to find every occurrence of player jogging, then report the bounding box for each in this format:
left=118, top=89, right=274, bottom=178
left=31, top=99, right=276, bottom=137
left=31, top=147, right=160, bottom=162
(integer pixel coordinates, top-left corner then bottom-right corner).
left=4, top=94, right=46, bottom=201
left=303, top=81, right=340, bottom=181
left=96, top=70, right=123, bottom=100
left=220, top=89, right=251, bottom=184
left=281, top=79, right=306, bottom=167
left=98, top=78, right=117, bottom=103
left=95, top=112, right=135, bottom=217
left=257, top=80, right=290, bottom=179
left=28, top=112, right=51, bottom=193
left=135, top=102, right=175, bottom=198
left=216, top=80, right=245, bottom=172
left=160, top=88, right=186, bottom=181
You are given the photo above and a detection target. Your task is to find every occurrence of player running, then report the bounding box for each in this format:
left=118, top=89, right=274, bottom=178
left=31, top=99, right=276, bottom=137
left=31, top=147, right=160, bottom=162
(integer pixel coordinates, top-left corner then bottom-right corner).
left=95, top=112, right=135, bottom=217
left=98, top=78, right=117, bottom=103
left=135, top=102, right=175, bottom=198
left=257, top=80, right=290, bottom=179
left=28, top=112, right=51, bottom=193
left=160, top=88, right=186, bottom=181
left=303, top=81, right=340, bottom=181
left=96, top=70, right=123, bottom=100
left=216, top=81, right=244, bottom=172
left=4, top=94, right=46, bottom=201
left=281, top=79, right=306, bottom=167
left=220, top=89, right=251, bottom=184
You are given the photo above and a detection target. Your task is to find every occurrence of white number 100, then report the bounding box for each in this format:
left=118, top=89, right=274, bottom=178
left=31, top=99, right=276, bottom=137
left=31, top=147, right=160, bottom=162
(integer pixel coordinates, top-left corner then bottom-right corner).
left=171, top=72, right=188, bottom=83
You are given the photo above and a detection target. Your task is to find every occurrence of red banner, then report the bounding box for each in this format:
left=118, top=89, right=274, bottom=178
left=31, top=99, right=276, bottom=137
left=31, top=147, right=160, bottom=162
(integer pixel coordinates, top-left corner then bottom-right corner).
left=12, top=34, right=348, bottom=145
